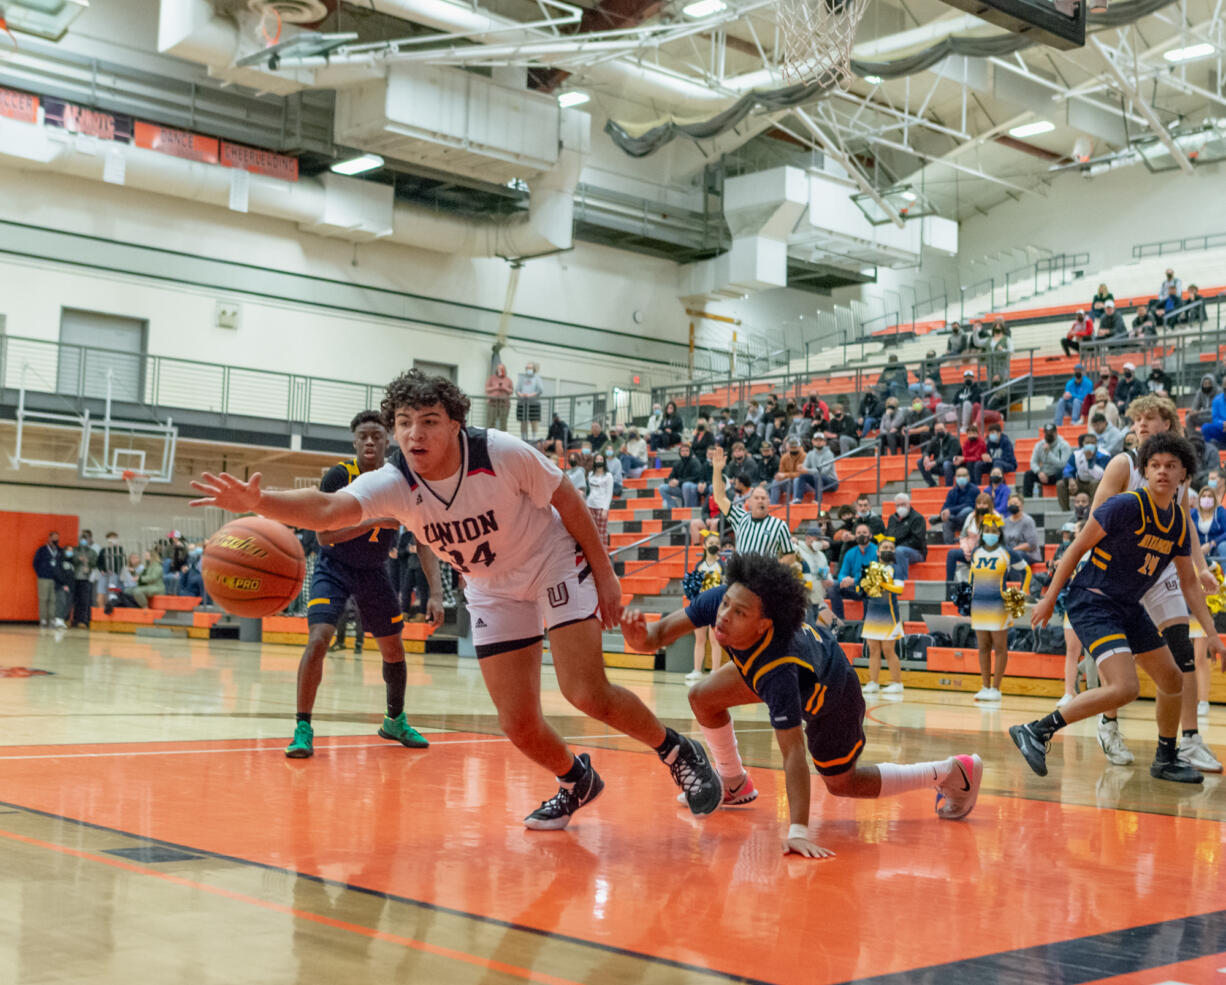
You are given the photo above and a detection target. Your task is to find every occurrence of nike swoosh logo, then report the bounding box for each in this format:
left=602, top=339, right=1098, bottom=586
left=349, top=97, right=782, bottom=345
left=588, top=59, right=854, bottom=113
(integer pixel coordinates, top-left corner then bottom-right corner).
left=957, top=762, right=970, bottom=791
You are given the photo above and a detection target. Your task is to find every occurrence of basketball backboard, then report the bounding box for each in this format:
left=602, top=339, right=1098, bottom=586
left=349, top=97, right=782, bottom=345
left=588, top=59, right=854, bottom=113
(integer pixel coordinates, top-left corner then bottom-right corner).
left=938, top=0, right=1086, bottom=48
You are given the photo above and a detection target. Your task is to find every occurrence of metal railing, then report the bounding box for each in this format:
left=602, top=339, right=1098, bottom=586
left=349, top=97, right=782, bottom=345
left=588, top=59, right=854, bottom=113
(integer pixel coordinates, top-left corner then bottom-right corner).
left=1079, top=309, right=1226, bottom=392
left=1132, top=231, right=1226, bottom=260
left=956, top=252, right=1089, bottom=322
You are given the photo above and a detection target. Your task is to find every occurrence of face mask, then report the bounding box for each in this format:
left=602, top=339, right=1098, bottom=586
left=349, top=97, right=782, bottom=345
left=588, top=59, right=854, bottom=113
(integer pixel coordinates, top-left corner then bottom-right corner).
left=1206, top=384, right=1215, bottom=392
left=107, top=537, right=117, bottom=545
left=988, top=433, right=1000, bottom=443
left=1074, top=505, right=1090, bottom=520
left=569, top=457, right=580, bottom=466
left=1202, top=498, right=1216, bottom=511
left=955, top=476, right=969, bottom=487
left=982, top=533, right=1000, bottom=547
left=923, top=384, right=933, bottom=395
left=1008, top=503, right=1021, bottom=515
left=1124, top=370, right=1133, bottom=379
left=80, top=537, right=89, bottom=546
left=991, top=475, right=1003, bottom=485
left=895, top=506, right=909, bottom=518
left=856, top=534, right=871, bottom=545
left=912, top=402, right=923, bottom=412
left=593, top=462, right=605, bottom=471
left=879, top=553, right=894, bottom=564
left=706, top=545, right=719, bottom=555
left=1084, top=444, right=1096, bottom=456
left=857, top=507, right=870, bottom=516
left=1074, top=372, right=1083, bottom=380
left=1211, top=479, right=1219, bottom=489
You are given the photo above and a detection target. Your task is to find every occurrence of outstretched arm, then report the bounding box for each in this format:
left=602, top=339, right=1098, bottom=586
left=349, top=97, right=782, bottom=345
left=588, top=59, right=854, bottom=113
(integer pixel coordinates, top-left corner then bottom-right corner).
left=776, top=726, right=833, bottom=859
left=620, top=607, right=696, bottom=652
left=711, top=445, right=730, bottom=515
left=1031, top=519, right=1106, bottom=628
left=190, top=472, right=362, bottom=531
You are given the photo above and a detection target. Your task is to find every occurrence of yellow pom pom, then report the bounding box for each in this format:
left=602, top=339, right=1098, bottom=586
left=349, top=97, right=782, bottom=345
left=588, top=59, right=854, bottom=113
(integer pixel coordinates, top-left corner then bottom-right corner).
left=859, top=561, right=889, bottom=598
left=1003, top=587, right=1027, bottom=620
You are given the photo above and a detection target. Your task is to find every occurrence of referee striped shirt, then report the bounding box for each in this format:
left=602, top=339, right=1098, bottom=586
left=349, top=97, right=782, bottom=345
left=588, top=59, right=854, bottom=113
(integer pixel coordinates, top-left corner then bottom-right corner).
left=726, top=503, right=795, bottom=558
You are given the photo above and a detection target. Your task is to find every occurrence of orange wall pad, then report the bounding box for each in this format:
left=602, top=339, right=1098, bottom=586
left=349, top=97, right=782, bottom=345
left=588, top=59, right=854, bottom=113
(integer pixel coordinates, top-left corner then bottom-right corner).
left=1, top=512, right=80, bottom=621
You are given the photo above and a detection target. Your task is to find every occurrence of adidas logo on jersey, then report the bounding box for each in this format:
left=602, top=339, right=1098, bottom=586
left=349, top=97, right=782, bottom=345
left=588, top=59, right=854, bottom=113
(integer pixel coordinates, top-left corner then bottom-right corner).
left=416, top=494, right=423, bottom=504
left=475, top=618, right=487, bottom=628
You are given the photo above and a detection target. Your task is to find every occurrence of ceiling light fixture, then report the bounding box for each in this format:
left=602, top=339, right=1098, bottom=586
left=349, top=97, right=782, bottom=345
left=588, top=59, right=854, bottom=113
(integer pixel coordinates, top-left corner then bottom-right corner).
left=863, top=74, right=884, bottom=84
left=558, top=91, right=590, bottom=108
left=1164, top=42, right=1215, bottom=63
left=899, top=190, right=918, bottom=202
left=682, top=0, right=726, bottom=17
left=1008, top=120, right=1056, bottom=138
left=330, top=153, right=385, bottom=175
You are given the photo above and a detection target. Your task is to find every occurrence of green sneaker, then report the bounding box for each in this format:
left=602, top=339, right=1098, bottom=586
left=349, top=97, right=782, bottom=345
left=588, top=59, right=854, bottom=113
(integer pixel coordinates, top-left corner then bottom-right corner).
left=285, top=720, right=314, bottom=758
left=378, top=712, right=429, bottom=749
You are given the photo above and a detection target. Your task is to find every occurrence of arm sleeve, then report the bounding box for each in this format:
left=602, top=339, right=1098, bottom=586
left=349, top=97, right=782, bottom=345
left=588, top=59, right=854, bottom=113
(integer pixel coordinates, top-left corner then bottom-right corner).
left=757, top=665, right=805, bottom=730
left=683, top=585, right=726, bottom=628
left=339, top=463, right=410, bottom=523
left=490, top=432, right=564, bottom=509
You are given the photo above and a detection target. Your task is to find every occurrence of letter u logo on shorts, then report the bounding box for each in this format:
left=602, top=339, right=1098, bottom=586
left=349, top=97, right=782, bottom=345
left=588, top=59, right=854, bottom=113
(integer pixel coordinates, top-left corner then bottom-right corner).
left=547, top=583, right=570, bottom=608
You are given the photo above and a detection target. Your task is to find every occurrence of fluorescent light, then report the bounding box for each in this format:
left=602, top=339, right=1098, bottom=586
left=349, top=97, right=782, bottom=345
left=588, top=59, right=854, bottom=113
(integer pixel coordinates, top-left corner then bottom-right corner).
left=899, top=190, right=918, bottom=202
left=863, top=74, right=884, bottom=84
left=331, top=154, right=384, bottom=175
left=1008, top=120, right=1056, bottom=138
left=558, top=91, right=590, bottom=108
left=682, top=0, right=725, bottom=17
left=1164, top=42, right=1215, bottom=63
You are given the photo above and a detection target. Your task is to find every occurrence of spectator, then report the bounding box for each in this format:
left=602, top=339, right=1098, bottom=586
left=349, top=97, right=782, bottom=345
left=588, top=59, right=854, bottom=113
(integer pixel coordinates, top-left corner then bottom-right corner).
left=743, top=400, right=763, bottom=434
left=622, top=428, right=647, bottom=473
left=1052, top=363, right=1093, bottom=426
left=986, top=322, right=1013, bottom=380
left=1130, top=305, right=1156, bottom=339
left=69, top=530, right=98, bottom=629
left=484, top=363, right=513, bottom=431
left=96, top=531, right=125, bottom=606
left=983, top=421, right=1016, bottom=478
left=710, top=446, right=795, bottom=562
left=763, top=411, right=789, bottom=448
left=128, top=549, right=165, bottom=608
left=795, top=433, right=840, bottom=502
left=857, top=383, right=887, bottom=435
left=564, top=451, right=587, bottom=491
left=946, top=322, right=968, bottom=356
left=1123, top=430, right=1141, bottom=454
left=945, top=493, right=996, bottom=585
left=912, top=349, right=944, bottom=393
left=52, top=544, right=75, bottom=624
left=1096, top=300, right=1124, bottom=340
left=1071, top=489, right=1092, bottom=525
left=649, top=400, right=684, bottom=450
left=1085, top=386, right=1121, bottom=431
left=178, top=545, right=206, bottom=599
left=756, top=439, right=781, bottom=483
left=919, top=419, right=961, bottom=488
left=967, top=320, right=991, bottom=352
left=794, top=526, right=831, bottom=624
left=823, top=402, right=860, bottom=455
left=1003, top=493, right=1041, bottom=565
left=985, top=374, right=1012, bottom=419
left=770, top=437, right=808, bottom=505
left=1157, top=282, right=1183, bottom=325
left=659, top=439, right=704, bottom=508
left=851, top=493, right=886, bottom=539
left=935, top=465, right=980, bottom=544
left=1057, top=433, right=1110, bottom=509
left=32, top=531, right=63, bottom=628
left=1201, top=380, right=1226, bottom=449
left=588, top=419, right=610, bottom=455
left=877, top=397, right=909, bottom=455
left=515, top=362, right=543, bottom=440
left=1193, top=487, right=1226, bottom=561
left=885, top=492, right=926, bottom=579
left=1146, top=359, right=1174, bottom=397
left=828, top=521, right=877, bottom=620
left=785, top=406, right=814, bottom=446
left=723, top=441, right=760, bottom=486
left=1088, top=411, right=1124, bottom=457
left=952, top=423, right=987, bottom=486
left=1093, top=363, right=1118, bottom=399
left=952, top=370, right=981, bottom=432
left=984, top=467, right=1009, bottom=513
left=828, top=504, right=860, bottom=564
left=1159, top=267, right=1181, bottom=298
left=1090, top=282, right=1113, bottom=320
left=1113, top=362, right=1143, bottom=418
left=546, top=413, right=572, bottom=457
left=1186, top=284, right=1207, bottom=323
left=879, top=355, right=910, bottom=398
left=646, top=403, right=664, bottom=435
left=586, top=453, right=614, bottom=545
left=1062, top=310, right=1094, bottom=356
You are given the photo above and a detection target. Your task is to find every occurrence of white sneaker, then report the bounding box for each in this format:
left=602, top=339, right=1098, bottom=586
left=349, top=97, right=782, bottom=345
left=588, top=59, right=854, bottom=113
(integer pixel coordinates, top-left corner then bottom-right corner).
left=1198, top=700, right=1210, bottom=718
left=986, top=687, right=1002, bottom=701
left=862, top=681, right=881, bottom=694
left=1056, top=693, right=1075, bottom=708
left=935, top=754, right=982, bottom=820
left=1178, top=733, right=1224, bottom=772
left=883, top=682, right=905, bottom=695
left=1096, top=716, right=1134, bottom=766
left=684, top=670, right=702, bottom=684
left=973, top=687, right=992, bottom=701
left=52, top=618, right=66, bottom=629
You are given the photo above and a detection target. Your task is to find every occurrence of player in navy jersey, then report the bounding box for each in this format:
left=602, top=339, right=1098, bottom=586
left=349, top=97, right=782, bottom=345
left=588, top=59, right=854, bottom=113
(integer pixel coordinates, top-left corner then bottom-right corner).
left=622, top=553, right=983, bottom=859
left=1014, top=432, right=1226, bottom=783
left=284, top=411, right=442, bottom=758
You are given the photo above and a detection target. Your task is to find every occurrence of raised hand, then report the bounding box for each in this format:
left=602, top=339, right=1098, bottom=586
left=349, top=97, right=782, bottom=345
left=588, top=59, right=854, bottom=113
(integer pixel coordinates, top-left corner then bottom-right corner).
left=190, top=471, right=263, bottom=514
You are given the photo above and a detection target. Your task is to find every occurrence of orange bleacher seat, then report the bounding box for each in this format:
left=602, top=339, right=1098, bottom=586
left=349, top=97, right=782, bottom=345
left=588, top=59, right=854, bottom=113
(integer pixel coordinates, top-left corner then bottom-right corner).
left=149, top=596, right=201, bottom=611
left=926, top=647, right=1063, bottom=679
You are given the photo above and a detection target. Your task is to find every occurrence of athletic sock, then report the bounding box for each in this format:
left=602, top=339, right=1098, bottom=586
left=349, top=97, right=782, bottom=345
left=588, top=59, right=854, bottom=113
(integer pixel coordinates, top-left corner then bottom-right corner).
left=655, top=726, right=682, bottom=761
left=1156, top=735, right=1179, bottom=762
left=877, top=759, right=953, bottom=798
left=1032, top=709, right=1067, bottom=742
left=558, top=755, right=587, bottom=788
left=699, top=722, right=745, bottom=781
left=1182, top=728, right=1199, bottom=738
left=296, top=712, right=311, bottom=725
left=382, top=659, right=407, bottom=718
left=1101, top=714, right=1117, bottom=722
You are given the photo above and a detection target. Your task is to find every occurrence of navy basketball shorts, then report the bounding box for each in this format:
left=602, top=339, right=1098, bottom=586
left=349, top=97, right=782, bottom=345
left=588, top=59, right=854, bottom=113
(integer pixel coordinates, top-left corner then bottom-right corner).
left=306, top=554, right=403, bottom=639
left=1065, top=584, right=1164, bottom=664
left=804, top=659, right=867, bottom=777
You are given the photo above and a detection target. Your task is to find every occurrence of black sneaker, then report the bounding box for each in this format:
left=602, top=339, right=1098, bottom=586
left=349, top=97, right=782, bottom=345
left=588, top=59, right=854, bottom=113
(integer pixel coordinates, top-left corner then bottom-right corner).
left=524, top=753, right=604, bottom=830
left=1009, top=722, right=1050, bottom=777
left=1150, top=756, right=1204, bottom=784
left=664, top=736, right=722, bottom=815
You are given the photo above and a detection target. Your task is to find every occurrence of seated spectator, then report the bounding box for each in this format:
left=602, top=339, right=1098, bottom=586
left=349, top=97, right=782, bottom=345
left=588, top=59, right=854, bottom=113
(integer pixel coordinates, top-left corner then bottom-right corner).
left=795, top=433, right=840, bottom=501
left=952, top=370, right=982, bottom=432
left=690, top=418, right=714, bottom=459
left=604, top=449, right=624, bottom=498
left=1052, top=363, right=1093, bottom=426
left=1113, top=362, right=1143, bottom=418
left=827, top=504, right=859, bottom=564
left=1096, top=300, right=1124, bottom=339
left=769, top=437, right=807, bottom=505
left=1193, top=486, right=1226, bottom=560
left=985, top=374, right=1012, bottom=419
left=743, top=400, right=763, bottom=434
left=1130, top=305, right=1156, bottom=339
left=947, top=322, right=968, bottom=356
left=645, top=403, right=663, bottom=434
left=564, top=452, right=588, bottom=491
left=1187, top=373, right=1221, bottom=431
left=1157, top=282, right=1183, bottom=325
left=1023, top=423, right=1070, bottom=497
left=786, top=407, right=814, bottom=446
left=851, top=493, right=886, bottom=539
left=912, top=349, right=944, bottom=393
left=934, top=466, right=980, bottom=544
left=879, top=355, right=910, bottom=398
left=987, top=322, right=1013, bottom=380
left=823, top=402, right=860, bottom=455
left=756, top=439, right=781, bottom=482
left=587, top=419, right=609, bottom=454
left=885, top=492, right=926, bottom=579
left=723, top=441, right=760, bottom=486
left=659, top=440, right=705, bottom=508
left=1083, top=386, right=1120, bottom=431
left=545, top=413, right=572, bottom=457
left=649, top=401, right=684, bottom=450
left=984, top=466, right=1009, bottom=513
left=1201, top=379, right=1226, bottom=449
left=1088, top=411, right=1124, bottom=457
left=1186, top=284, right=1207, bottom=323
left=857, top=383, right=887, bottom=435
left=763, top=411, right=789, bottom=448
left=1090, top=282, right=1113, bottom=320
left=1123, top=430, right=1140, bottom=454
left=877, top=397, right=909, bottom=455
left=1057, top=433, right=1110, bottom=509
left=919, top=419, right=960, bottom=487
left=1062, top=310, right=1094, bottom=356
left=1146, top=359, right=1174, bottom=397
left=131, top=549, right=165, bottom=608
left=983, top=422, right=1016, bottom=481
left=945, top=494, right=995, bottom=583
left=793, top=525, right=831, bottom=623
left=619, top=429, right=647, bottom=478
left=178, top=545, right=207, bottom=598
left=1003, top=493, right=1041, bottom=565
left=827, top=521, right=877, bottom=620
left=1159, top=267, right=1181, bottom=298
left=951, top=423, right=987, bottom=486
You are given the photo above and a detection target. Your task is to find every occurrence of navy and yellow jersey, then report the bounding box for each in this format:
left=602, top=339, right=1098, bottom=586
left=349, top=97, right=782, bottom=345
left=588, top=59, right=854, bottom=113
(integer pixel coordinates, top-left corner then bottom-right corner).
left=862, top=565, right=904, bottom=641
left=1073, top=488, right=1191, bottom=602
left=969, top=547, right=1032, bottom=631
left=685, top=585, right=856, bottom=731
left=319, top=459, right=396, bottom=569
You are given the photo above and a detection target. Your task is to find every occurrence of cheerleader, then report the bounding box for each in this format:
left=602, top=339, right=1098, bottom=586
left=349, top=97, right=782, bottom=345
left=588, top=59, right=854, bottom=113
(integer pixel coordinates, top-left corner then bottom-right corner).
left=861, top=537, right=905, bottom=696
left=685, top=533, right=726, bottom=683
left=969, top=513, right=1031, bottom=702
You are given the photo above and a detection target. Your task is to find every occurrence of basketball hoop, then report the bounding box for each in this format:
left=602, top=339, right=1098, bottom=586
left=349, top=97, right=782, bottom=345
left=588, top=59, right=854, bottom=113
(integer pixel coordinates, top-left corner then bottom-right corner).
left=122, top=469, right=150, bottom=505
left=774, top=0, right=870, bottom=89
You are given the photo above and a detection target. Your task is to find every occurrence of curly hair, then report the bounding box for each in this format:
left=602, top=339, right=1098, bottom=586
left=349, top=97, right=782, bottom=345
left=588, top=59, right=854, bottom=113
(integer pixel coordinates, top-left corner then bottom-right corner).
left=380, top=369, right=470, bottom=428
left=349, top=409, right=385, bottom=432
left=722, top=552, right=808, bottom=639
left=1126, top=394, right=1181, bottom=435
left=1138, top=431, right=1197, bottom=478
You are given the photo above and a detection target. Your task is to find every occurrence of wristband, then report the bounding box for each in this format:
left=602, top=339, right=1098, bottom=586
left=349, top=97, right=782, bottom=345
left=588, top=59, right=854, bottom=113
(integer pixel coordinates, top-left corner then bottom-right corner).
left=788, top=823, right=808, bottom=841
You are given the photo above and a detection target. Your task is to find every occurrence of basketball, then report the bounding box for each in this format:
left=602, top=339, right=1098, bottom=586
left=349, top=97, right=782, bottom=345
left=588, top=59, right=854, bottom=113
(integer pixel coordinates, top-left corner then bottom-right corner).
left=202, top=517, right=305, bottom=617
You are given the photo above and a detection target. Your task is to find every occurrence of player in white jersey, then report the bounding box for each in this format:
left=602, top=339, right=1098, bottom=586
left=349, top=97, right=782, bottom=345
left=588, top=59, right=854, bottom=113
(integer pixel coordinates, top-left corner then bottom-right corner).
left=191, top=370, right=723, bottom=829
left=1087, top=395, right=1221, bottom=772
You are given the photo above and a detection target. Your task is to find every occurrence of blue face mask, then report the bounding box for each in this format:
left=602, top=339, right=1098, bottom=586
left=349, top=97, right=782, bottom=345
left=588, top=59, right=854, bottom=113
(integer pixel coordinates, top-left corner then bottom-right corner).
left=923, top=384, right=933, bottom=394
left=982, top=532, right=1000, bottom=547
left=1211, top=479, right=1219, bottom=489
left=955, top=475, right=969, bottom=487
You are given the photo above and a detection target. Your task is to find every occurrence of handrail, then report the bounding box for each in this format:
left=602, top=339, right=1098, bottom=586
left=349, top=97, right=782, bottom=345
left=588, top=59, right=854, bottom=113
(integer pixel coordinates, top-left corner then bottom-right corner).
left=1132, top=230, right=1226, bottom=260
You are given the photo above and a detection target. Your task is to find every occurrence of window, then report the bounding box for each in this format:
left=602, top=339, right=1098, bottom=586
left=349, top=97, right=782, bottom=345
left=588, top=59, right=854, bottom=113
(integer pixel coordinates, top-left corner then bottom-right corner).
left=412, top=359, right=457, bottom=382
left=58, top=308, right=147, bottom=402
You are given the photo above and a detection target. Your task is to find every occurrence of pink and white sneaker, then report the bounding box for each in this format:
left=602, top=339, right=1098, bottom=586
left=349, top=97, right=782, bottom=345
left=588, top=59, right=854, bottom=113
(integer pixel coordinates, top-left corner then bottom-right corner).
left=934, top=754, right=983, bottom=820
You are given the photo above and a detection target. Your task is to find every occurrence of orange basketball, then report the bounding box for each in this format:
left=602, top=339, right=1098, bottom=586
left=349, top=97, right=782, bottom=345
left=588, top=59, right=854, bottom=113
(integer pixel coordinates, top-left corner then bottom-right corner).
left=202, top=517, right=306, bottom=618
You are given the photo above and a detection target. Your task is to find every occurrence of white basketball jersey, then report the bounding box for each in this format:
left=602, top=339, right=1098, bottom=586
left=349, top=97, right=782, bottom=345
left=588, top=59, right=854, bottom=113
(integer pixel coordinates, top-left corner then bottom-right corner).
left=343, top=427, right=577, bottom=597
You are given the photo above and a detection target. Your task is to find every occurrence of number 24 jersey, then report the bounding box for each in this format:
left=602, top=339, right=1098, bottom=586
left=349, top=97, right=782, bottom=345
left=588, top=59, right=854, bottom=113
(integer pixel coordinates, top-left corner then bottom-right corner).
left=1072, top=488, right=1190, bottom=602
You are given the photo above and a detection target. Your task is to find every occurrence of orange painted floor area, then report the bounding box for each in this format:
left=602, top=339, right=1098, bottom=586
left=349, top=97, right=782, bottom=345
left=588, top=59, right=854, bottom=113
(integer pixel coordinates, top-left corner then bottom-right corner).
left=1, top=733, right=1223, bottom=985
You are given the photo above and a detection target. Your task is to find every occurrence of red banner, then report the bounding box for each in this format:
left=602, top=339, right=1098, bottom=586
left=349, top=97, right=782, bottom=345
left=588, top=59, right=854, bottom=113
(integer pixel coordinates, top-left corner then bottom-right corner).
left=134, top=121, right=219, bottom=164
left=220, top=141, right=298, bottom=182
left=0, top=87, right=38, bottom=124
left=42, top=97, right=133, bottom=142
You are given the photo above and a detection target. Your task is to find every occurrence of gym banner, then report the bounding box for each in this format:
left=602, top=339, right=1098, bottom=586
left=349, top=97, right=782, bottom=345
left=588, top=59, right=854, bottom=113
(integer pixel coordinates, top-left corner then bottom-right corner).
left=0, top=87, right=38, bottom=124
left=220, top=141, right=298, bottom=182
left=42, top=96, right=133, bottom=143
left=134, top=121, right=219, bottom=164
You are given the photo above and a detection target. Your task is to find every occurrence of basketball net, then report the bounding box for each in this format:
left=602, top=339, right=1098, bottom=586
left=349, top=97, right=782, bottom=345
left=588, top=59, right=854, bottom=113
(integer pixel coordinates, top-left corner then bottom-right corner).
left=122, top=469, right=150, bottom=505
left=774, top=0, right=870, bottom=89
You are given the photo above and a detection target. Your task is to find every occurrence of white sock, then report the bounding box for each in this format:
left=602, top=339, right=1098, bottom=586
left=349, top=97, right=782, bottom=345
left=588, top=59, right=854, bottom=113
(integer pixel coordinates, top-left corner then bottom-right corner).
left=877, top=759, right=954, bottom=798
left=699, top=722, right=745, bottom=781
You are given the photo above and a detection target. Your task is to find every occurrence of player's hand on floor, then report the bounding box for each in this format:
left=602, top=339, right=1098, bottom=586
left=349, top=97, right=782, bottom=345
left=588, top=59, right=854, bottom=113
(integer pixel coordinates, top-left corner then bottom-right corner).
left=595, top=571, right=623, bottom=630
left=425, top=598, right=445, bottom=630
left=190, top=471, right=262, bottom=513
left=1030, top=595, right=1054, bottom=629
left=620, top=609, right=649, bottom=650
left=784, top=836, right=835, bottom=859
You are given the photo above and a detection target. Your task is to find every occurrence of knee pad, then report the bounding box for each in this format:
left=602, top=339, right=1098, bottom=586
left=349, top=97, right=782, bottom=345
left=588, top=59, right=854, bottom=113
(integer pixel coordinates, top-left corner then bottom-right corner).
left=1163, top=622, right=1195, bottom=673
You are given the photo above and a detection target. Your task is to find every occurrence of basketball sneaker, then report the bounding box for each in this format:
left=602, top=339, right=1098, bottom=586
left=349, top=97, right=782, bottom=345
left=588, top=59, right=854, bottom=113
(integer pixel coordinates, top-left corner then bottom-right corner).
left=1177, top=733, right=1223, bottom=772
left=285, top=720, right=314, bottom=759
left=1150, top=753, right=1204, bottom=784
left=862, top=681, right=880, bottom=694
left=524, top=753, right=604, bottom=830
left=1009, top=722, right=1050, bottom=777
left=663, top=735, right=722, bottom=816
left=1096, top=716, right=1134, bottom=766
left=675, top=771, right=759, bottom=807
left=883, top=682, right=905, bottom=695
left=378, top=713, right=429, bottom=749
left=935, top=754, right=983, bottom=820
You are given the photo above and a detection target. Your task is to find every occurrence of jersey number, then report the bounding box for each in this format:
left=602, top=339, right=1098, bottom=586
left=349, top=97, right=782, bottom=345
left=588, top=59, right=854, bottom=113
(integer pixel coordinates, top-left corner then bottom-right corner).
left=1138, top=553, right=1160, bottom=578
left=446, top=540, right=496, bottom=574
left=369, top=528, right=381, bottom=543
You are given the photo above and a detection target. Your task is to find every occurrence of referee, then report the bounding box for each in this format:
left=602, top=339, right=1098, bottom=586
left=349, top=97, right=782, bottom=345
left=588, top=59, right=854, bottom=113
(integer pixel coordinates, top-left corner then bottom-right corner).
left=711, top=445, right=796, bottom=563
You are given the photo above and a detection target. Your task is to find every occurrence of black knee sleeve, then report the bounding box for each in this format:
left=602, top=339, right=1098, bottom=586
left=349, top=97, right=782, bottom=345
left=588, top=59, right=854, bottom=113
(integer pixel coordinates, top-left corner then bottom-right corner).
left=1163, top=622, right=1195, bottom=673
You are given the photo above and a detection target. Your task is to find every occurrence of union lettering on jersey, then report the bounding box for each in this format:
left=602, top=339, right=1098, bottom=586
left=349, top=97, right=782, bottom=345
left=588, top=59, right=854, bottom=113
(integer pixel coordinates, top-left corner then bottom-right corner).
left=421, top=510, right=500, bottom=548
